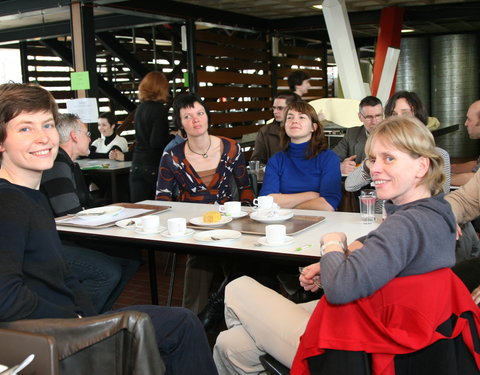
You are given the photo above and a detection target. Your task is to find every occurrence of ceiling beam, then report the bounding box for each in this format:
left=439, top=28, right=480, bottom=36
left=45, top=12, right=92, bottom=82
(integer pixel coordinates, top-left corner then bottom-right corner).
left=105, top=0, right=270, bottom=30
left=0, top=14, right=161, bottom=43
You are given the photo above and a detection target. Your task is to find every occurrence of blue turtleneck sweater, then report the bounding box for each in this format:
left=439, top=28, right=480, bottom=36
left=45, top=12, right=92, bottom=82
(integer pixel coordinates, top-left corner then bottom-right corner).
left=260, top=141, right=342, bottom=209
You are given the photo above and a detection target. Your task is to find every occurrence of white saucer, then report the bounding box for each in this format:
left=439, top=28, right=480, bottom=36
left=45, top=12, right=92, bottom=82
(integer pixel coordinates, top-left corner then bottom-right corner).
left=134, top=226, right=165, bottom=235
left=160, top=228, right=195, bottom=238
left=224, top=211, right=248, bottom=219
left=189, top=216, right=233, bottom=227
left=257, top=236, right=294, bottom=247
left=193, top=229, right=242, bottom=243
left=115, top=218, right=139, bottom=229
left=250, top=210, right=294, bottom=223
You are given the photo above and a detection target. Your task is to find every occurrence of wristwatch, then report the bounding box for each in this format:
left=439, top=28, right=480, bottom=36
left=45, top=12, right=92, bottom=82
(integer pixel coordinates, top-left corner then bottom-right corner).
left=320, top=241, right=345, bottom=256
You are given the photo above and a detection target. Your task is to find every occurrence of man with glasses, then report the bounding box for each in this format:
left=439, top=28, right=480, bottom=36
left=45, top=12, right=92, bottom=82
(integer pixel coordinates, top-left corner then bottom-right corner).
left=41, top=113, right=140, bottom=313
left=332, top=96, right=383, bottom=175
left=250, top=91, right=300, bottom=164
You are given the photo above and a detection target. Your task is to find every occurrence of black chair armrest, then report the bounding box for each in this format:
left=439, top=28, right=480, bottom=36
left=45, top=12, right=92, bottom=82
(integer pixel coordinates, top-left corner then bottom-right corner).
left=259, top=353, right=290, bottom=375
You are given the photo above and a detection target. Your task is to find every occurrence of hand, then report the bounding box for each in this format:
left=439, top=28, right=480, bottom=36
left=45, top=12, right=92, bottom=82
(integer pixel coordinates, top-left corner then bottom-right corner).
left=456, top=224, right=462, bottom=240
left=299, top=263, right=321, bottom=292
left=472, top=285, right=480, bottom=305
left=109, top=149, right=125, bottom=161
left=345, top=240, right=364, bottom=256
left=341, top=155, right=357, bottom=175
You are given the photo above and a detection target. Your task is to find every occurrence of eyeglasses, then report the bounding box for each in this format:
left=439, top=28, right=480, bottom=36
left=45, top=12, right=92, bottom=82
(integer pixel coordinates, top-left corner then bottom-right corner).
left=271, top=106, right=286, bottom=111
left=78, top=130, right=91, bottom=137
left=360, top=113, right=384, bottom=122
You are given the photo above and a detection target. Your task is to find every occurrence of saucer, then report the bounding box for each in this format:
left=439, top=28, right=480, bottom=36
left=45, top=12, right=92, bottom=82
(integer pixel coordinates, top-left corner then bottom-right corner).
left=115, top=218, right=139, bottom=229
left=193, top=229, right=242, bottom=243
left=224, top=211, right=248, bottom=219
left=189, top=216, right=233, bottom=227
left=134, top=226, right=165, bottom=235
left=160, top=228, right=195, bottom=238
left=257, top=236, right=294, bottom=247
left=250, top=210, right=294, bottom=223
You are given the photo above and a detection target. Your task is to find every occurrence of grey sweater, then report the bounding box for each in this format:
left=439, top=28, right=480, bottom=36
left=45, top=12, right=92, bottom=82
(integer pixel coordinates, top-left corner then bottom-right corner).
left=321, top=194, right=457, bottom=304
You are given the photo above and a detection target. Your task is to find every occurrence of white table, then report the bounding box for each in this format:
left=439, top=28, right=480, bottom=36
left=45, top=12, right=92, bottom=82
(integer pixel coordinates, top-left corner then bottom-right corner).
left=57, top=201, right=380, bottom=304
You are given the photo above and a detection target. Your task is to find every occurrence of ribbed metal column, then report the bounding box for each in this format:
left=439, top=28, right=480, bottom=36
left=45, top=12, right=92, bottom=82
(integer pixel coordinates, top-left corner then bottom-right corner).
left=431, top=34, right=479, bottom=158
left=395, top=37, right=430, bottom=111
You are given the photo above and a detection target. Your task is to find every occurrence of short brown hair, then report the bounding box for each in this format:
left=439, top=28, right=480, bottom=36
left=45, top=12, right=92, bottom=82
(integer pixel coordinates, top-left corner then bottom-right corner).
left=138, top=71, right=170, bottom=102
left=280, top=101, right=328, bottom=159
left=365, top=116, right=445, bottom=195
left=0, top=83, right=59, bottom=158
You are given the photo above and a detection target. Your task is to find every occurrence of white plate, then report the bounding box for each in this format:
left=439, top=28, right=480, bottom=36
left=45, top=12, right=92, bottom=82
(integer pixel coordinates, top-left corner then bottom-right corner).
left=193, top=229, right=242, bottom=243
left=257, top=236, right=294, bottom=247
left=160, top=228, right=195, bottom=238
left=134, top=226, right=165, bottom=235
left=249, top=210, right=294, bottom=223
left=76, top=206, right=124, bottom=221
left=115, top=218, right=139, bottom=229
left=189, top=216, right=233, bottom=227
left=223, top=211, right=248, bottom=219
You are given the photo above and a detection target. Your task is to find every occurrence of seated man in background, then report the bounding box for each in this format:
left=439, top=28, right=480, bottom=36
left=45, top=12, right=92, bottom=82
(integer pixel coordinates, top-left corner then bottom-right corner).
left=250, top=91, right=299, bottom=165
left=288, top=70, right=311, bottom=98
left=41, top=113, right=140, bottom=313
left=332, top=96, right=383, bottom=175
left=451, top=100, right=480, bottom=186
left=447, top=169, right=480, bottom=303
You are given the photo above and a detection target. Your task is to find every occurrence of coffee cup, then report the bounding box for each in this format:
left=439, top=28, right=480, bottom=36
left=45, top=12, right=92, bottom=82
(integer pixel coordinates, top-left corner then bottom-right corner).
left=265, top=224, right=286, bottom=245
left=219, top=201, right=242, bottom=216
left=253, top=196, right=274, bottom=211
left=138, top=215, right=160, bottom=233
left=167, top=217, right=187, bottom=236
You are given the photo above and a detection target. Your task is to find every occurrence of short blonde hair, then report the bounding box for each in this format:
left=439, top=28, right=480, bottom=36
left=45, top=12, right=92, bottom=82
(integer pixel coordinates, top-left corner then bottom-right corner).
left=365, top=116, right=445, bottom=196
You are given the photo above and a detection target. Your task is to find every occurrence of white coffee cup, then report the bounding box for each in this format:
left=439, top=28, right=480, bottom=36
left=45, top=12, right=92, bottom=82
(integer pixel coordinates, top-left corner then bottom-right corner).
left=265, top=224, right=286, bottom=245
left=253, top=196, right=274, bottom=211
left=167, top=217, right=187, bottom=236
left=138, top=215, right=160, bottom=233
left=219, top=201, right=242, bottom=216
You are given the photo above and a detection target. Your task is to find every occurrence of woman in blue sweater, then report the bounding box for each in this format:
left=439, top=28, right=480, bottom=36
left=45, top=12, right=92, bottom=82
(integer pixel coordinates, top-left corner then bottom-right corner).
left=260, top=101, right=342, bottom=211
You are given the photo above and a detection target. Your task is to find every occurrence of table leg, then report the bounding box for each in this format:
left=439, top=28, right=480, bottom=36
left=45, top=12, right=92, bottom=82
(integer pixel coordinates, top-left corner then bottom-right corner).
left=147, top=250, right=159, bottom=305
left=110, top=174, right=118, bottom=203
left=166, top=253, right=177, bottom=307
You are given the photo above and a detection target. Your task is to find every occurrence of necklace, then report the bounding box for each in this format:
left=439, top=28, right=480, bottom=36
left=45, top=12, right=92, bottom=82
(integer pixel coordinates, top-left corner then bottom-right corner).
left=187, top=136, right=211, bottom=158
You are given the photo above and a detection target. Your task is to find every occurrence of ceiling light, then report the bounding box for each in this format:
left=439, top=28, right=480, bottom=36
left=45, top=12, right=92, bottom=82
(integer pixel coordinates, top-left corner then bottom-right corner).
left=312, top=4, right=323, bottom=10
left=401, top=28, right=415, bottom=33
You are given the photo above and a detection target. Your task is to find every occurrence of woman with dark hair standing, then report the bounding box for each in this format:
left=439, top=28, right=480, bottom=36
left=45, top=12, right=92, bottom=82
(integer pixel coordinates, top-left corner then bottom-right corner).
left=260, top=101, right=342, bottom=211
left=129, top=71, right=171, bottom=202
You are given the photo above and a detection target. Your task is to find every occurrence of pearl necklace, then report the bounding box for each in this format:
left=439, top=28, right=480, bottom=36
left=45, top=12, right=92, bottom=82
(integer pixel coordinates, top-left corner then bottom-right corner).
left=187, top=136, right=211, bottom=158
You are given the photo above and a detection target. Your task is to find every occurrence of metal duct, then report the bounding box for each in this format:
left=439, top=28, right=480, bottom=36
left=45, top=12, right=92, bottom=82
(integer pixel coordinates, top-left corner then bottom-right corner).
left=395, top=37, right=430, bottom=111
left=431, top=34, right=479, bottom=159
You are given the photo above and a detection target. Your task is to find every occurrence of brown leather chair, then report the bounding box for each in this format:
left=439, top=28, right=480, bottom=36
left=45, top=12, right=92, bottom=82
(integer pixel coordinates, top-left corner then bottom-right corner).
left=0, top=311, right=165, bottom=375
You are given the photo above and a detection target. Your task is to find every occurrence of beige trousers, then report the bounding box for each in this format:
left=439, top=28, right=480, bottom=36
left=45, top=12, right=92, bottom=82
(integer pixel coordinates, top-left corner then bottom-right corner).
left=213, top=276, right=318, bottom=375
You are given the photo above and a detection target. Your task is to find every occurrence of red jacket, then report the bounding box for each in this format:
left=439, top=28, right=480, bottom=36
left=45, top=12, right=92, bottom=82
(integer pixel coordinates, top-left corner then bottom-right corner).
left=291, top=268, right=480, bottom=375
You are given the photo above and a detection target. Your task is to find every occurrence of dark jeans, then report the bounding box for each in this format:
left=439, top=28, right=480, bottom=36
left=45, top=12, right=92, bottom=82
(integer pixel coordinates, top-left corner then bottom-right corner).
left=116, top=305, right=218, bottom=375
left=129, top=163, right=158, bottom=203
left=62, top=242, right=141, bottom=313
